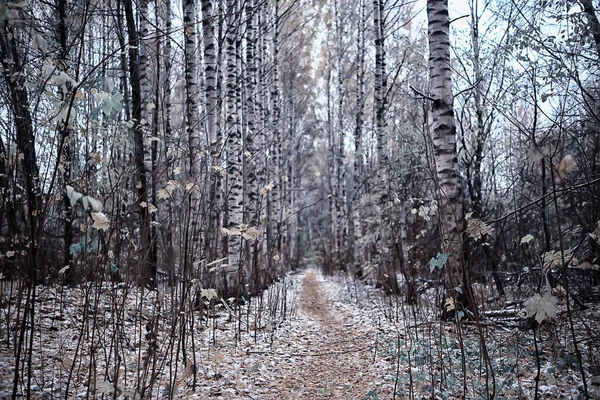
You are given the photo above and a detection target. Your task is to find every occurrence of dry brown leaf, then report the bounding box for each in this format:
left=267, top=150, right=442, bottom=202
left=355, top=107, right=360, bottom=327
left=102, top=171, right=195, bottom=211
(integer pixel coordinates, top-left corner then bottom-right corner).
left=555, top=154, right=575, bottom=184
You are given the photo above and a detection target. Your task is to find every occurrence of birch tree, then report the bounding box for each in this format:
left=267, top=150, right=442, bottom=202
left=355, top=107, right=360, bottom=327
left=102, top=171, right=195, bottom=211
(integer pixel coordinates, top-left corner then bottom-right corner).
left=183, top=0, right=201, bottom=209
left=373, top=0, right=400, bottom=294
left=427, top=0, right=466, bottom=299
left=224, top=0, right=243, bottom=294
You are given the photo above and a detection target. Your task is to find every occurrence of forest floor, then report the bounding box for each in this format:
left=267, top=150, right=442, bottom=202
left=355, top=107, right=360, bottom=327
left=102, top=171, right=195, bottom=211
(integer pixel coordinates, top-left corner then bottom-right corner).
left=1, top=269, right=599, bottom=399
left=246, top=269, right=391, bottom=399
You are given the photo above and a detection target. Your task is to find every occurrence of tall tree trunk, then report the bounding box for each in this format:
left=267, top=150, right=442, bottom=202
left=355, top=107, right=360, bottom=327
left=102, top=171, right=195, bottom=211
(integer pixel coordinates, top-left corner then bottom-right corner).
left=225, top=0, right=243, bottom=295
left=183, top=0, right=201, bottom=246
left=270, top=0, right=282, bottom=275
left=468, top=1, right=504, bottom=296
left=427, top=0, right=466, bottom=300
left=0, top=15, right=43, bottom=399
left=202, top=0, right=222, bottom=267
left=349, top=0, right=366, bottom=274
left=123, top=0, right=156, bottom=288
left=0, top=19, right=42, bottom=282
left=335, top=0, right=347, bottom=263
left=374, top=0, right=399, bottom=294
left=244, top=0, right=263, bottom=293
left=326, top=69, right=338, bottom=270
left=162, top=0, right=175, bottom=285
left=55, top=0, right=76, bottom=284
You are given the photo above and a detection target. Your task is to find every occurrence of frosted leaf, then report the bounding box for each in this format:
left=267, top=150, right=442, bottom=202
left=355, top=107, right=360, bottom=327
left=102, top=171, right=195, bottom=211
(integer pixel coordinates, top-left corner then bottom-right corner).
left=520, top=234, right=534, bottom=244
left=53, top=105, right=76, bottom=124
left=51, top=71, right=75, bottom=93
left=148, top=203, right=157, bottom=214
left=31, top=34, right=47, bottom=55
left=157, top=189, right=170, bottom=200
left=418, top=205, right=431, bottom=221
left=66, top=185, right=82, bottom=207
left=96, top=380, right=113, bottom=394
left=241, top=226, right=261, bottom=240
left=84, top=196, right=103, bottom=212
left=429, top=252, right=448, bottom=272
left=106, top=77, right=115, bottom=93
left=158, top=180, right=179, bottom=199
left=273, top=254, right=280, bottom=261
left=173, top=166, right=181, bottom=175
left=444, top=297, right=456, bottom=311
left=212, top=165, right=227, bottom=177
left=42, top=62, right=54, bottom=79
left=220, top=227, right=241, bottom=236
left=200, top=288, right=218, bottom=301
left=541, top=249, right=571, bottom=271
left=524, top=290, right=558, bottom=324
left=91, top=212, right=110, bottom=231
left=259, top=181, right=275, bottom=197
left=81, top=196, right=89, bottom=211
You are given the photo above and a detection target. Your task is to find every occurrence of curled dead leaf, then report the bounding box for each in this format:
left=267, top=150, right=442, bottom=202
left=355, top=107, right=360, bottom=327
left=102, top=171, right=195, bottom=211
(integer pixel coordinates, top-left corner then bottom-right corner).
left=555, top=154, right=575, bottom=184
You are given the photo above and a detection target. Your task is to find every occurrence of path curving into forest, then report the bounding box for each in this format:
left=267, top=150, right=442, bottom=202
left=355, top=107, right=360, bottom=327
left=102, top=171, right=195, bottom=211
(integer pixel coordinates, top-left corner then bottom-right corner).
left=265, top=270, right=386, bottom=399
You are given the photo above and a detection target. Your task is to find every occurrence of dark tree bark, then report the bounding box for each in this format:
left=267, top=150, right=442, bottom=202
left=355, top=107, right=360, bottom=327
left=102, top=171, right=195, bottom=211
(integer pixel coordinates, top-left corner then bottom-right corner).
left=123, top=0, right=156, bottom=288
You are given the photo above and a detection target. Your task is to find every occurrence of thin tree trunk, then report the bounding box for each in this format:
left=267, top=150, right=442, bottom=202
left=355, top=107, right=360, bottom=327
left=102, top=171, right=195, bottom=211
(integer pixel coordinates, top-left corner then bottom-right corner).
left=374, top=0, right=399, bottom=294
left=123, top=0, right=156, bottom=288
left=349, top=0, right=366, bottom=275
left=183, top=0, right=201, bottom=241
left=55, top=0, right=76, bottom=284
left=270, top=0, right=282, bottom=274
left=225, top=0, right=243, bottom=295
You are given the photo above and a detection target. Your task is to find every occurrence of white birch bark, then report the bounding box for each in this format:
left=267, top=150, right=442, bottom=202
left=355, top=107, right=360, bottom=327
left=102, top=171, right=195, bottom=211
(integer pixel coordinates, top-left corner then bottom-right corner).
left=373, top=0, right=399, bottom=293
left=349, top=0, right=366, bottom=271
left=183, top=0, right=201, bottom=208
left=225, top=0, right=243, bottom=287
left=427, top=0, right=464, bottom=288
left=270, top=0, right=283, bottom=269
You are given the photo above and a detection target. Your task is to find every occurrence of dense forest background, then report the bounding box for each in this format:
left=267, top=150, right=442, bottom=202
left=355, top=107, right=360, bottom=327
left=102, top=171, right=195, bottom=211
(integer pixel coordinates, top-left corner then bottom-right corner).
left=1, top=0, right=600, bottom=398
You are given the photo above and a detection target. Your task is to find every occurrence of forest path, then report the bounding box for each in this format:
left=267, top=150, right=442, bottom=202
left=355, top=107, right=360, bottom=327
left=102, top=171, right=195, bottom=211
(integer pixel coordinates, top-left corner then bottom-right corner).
left=266, top=269, right=381, bottom=399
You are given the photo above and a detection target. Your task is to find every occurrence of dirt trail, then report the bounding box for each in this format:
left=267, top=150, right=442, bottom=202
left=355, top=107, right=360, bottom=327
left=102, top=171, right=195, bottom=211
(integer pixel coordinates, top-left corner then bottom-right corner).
left=269, top=270, right=381, bottom=399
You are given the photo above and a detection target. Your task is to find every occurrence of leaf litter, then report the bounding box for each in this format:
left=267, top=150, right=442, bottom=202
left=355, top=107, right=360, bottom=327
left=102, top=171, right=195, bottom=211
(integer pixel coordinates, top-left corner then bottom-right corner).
left=0, top=270, right=599, bottom=399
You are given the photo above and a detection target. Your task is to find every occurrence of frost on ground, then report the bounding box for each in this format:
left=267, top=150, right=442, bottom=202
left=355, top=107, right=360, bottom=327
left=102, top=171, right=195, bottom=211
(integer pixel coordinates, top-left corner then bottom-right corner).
left=0, top=270, right=393, bottom=399
left=1, top=270, right=599, bottom=399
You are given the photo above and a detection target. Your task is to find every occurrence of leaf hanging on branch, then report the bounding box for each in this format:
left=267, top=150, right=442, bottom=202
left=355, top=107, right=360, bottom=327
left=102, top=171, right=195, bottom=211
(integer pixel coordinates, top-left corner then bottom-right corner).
left=555, top=154, right=575, bottom=184
left=466, top=213, right=494, bottom=241
left=524, top=290, right=558, bottom=324
left=91, top=212, right=110, bottom=231
left=429, top=252, right=448, bottom=272
left=520, top=234, right=534, bottom=244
